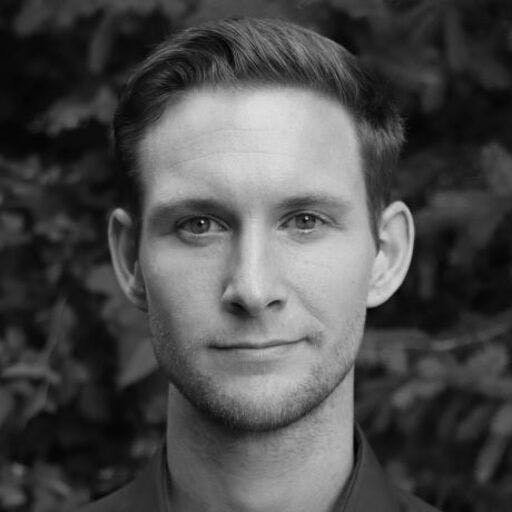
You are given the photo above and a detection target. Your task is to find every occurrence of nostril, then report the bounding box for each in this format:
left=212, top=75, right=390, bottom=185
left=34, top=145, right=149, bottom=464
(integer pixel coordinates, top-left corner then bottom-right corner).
left=223, top=294, right=285, bottom=318
left=225, top=295, right=264, bottom=317
left=268, top=298, right=284, bottom=309
left=228, top=301, right=248, bottom=315
left=220, top=259, right=287, bottom=316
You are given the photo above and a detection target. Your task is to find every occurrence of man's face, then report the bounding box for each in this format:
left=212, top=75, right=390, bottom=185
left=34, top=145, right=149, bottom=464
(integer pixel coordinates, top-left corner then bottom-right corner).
left=136, top=87, right=377, bottom=431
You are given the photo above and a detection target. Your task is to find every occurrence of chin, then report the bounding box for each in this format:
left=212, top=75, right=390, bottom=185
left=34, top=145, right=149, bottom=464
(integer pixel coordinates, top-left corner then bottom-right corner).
left=169, top=366, right=351, bottom=433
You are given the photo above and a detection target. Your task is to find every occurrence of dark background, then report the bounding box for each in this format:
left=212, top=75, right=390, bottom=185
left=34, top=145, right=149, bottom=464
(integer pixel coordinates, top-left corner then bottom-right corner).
left=0, top=1, right=511, bottom=510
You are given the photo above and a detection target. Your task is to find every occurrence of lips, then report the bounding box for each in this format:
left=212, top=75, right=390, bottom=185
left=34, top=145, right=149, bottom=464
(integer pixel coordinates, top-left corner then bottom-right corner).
left=212, top=339, right=301, bottom=350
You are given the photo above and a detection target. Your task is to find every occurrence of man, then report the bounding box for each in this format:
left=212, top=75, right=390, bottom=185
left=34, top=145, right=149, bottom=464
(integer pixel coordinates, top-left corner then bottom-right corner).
left=80, top=17, right=440, bottom=512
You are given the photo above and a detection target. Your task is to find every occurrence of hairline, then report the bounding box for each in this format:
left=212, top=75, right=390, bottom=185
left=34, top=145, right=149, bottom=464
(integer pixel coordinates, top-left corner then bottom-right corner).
left=128, top=81, right=385, bottom=246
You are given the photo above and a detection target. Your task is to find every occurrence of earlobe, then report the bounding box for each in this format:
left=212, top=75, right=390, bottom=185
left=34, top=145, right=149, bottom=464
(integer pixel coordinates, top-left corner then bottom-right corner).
left=108, top=208, right=148, bottom=312
left=366, top=201, right=414, bottom=308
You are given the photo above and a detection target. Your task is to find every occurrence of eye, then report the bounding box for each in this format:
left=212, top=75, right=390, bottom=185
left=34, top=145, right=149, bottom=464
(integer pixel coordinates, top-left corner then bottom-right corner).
left=283, top=212, right=326, bottom=232
left=177, top=216, right=225, bottom=235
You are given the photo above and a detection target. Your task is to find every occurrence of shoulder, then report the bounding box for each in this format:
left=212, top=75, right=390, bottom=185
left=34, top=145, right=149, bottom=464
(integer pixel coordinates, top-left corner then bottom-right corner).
left=394, top=487, right=443, bottom=512
left=75, top=445, right=168, bottom=512
left=351, top=424, right=442, bottom=512
left=77, top=489, right=123, bottom=512
left=76, top=478, right=144, bottom=512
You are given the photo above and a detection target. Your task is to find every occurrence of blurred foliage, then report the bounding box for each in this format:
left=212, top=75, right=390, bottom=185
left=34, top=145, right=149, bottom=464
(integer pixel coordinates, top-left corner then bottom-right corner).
left=0, top=0, right=511, bottom=510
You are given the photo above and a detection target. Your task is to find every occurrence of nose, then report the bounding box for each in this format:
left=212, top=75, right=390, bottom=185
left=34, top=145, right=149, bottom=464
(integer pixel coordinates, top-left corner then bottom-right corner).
left=221, top=227, right=286, bottom=317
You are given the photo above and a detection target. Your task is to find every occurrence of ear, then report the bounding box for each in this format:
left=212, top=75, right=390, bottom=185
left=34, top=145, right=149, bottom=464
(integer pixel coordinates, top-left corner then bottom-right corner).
left=108, top=208, right=147, bottom=311
left=367, top=201, right=414, bottom=308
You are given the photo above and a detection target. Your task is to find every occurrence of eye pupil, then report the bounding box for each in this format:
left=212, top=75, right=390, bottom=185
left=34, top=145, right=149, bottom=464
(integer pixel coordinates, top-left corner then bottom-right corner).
left=190, top=217, right=210, bottom=234
left=296, top=214, right=316, bottom=230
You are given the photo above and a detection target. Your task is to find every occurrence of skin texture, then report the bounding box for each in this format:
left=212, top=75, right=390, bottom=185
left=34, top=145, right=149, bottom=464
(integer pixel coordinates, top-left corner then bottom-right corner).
left=138, top=87, right=374, bottom=431
left=109, top=86, right=414, bottom=512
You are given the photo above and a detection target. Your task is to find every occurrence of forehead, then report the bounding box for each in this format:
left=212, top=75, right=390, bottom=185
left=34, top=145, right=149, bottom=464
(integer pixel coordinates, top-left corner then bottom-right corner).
left=137, top=86, right=364, bottom=212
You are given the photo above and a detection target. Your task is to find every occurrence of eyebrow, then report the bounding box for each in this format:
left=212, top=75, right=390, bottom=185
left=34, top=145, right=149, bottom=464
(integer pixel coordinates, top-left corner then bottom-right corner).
left=147, top=193, right=353, bottom=226
left=275, top=193, right=353, bottom=213
left=147, top=198, right=232, bottom=227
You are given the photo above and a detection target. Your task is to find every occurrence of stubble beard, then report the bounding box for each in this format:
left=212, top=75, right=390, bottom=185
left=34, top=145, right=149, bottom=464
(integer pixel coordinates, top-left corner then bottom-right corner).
left=148, top=311, right=365, bottom=433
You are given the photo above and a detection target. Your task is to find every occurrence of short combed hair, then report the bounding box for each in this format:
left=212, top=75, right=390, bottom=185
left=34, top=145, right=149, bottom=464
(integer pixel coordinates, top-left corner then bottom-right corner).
left=113, top=17, right=404, bottom=241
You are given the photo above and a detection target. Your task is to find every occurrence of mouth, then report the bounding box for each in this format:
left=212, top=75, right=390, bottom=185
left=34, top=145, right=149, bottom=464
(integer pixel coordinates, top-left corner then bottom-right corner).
left=211, top=339, right=302, bottom=350
left=208, top=338, right=308, bottom=370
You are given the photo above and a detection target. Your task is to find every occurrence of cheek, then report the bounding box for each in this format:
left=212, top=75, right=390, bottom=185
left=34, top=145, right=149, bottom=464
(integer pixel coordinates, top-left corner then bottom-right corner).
left=139, top=242, right=223, bottom=326
left=287, top=237, right=374, bottom=326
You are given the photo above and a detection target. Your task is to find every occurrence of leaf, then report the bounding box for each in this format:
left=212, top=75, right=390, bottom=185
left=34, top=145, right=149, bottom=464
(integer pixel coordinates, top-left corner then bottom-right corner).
left=329, top=0, right=388, bottom=20
left=415, top=190, right=511, bottom=267
left=31, top=462, right=73, bottom=512
left=34, top=86, right=116, bottom=135
left=0, top=211, right=24, bottom=232
left=14, top=0, right=107, bottom=35
left=490, top=403, right=512, bottom=437
left=21, top=382, right=51, bottom=424
left=42, top=298, right=74, bottom=361
left=86, top=264, right=151, bottom=380
left=475, top=434, right=509, bottom=483
left=363, top=328, right=431, bottom=350
left=467, top=40, right=512, bottom=90
left=370, top=46, right=445, bottom=112
left=416, top=356, right=447, bottom=380
left=142, top=388, right=167, bottom=424
left=385, top=459, right=415, bottom=492
left=464, top=344, right=509, bottom=380
left=186, top=0, right=295, bottom=25
left=0, top=387, right=15, bottom=428
left=359, top=328, right=429, bottom=369
left=477, top=376, right=512, bottom=400
left=0, top=213, right=31, bottom=246
left=88, top=13, right=115, bottom=74
left=0, top=482, right=26, bottom=509
left=481, top=142, right=512, bottom=197
left=391, top=379, right=445, bottom=410
left=85, top=263, right=120, bottom=297
left=5, top=326, right=27, bottom=356
left=1, top=362, right=61, bottom=385
left=443, top=6, right=468, bottom=72
left=456, top=404, right=495, bottom=442
left=58, top=359, right=90, bottom=406
left=117, top=337, right=158, bottom=388
left=381, top=347, right=408, bottom=375
left=400, top=0, right=442, bottom=45
left=157, top=0, right=191, bottom=20
left=14, top=0, right=56, bottom=35
left=78, top=383, right=111, bottom=421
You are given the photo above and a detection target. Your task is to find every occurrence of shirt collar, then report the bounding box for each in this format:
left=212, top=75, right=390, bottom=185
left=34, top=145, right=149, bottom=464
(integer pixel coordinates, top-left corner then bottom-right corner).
left=144, top=423, right=400, bottom=512
left=334, top=424, right=400, bottom=512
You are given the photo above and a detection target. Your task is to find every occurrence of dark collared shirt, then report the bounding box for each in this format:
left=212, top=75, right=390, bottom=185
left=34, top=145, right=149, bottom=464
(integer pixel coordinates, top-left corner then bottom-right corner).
left=79, top=426, right=441, bottom=512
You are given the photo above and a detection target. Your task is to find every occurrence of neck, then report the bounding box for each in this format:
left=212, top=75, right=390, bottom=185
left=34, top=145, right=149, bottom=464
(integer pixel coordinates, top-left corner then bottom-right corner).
left=165, top=370, right=355, bottom=512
